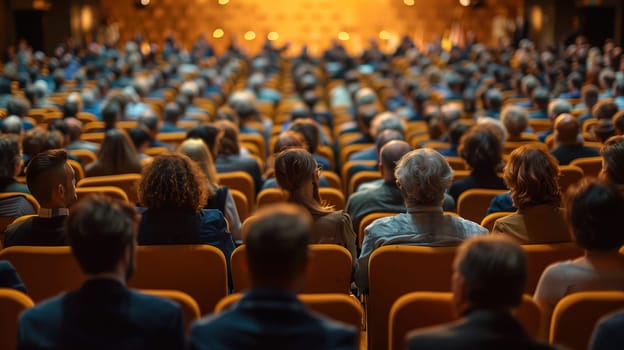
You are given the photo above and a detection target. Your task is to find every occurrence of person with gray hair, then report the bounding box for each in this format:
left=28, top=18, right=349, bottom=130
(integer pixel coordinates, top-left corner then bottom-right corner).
left=355, top=149, right=488, bottom=291
left=501, top=106, right=530, bottom=142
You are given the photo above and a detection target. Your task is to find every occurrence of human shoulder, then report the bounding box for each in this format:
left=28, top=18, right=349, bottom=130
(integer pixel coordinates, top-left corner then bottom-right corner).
left=3, top=218, right=35, bottom=246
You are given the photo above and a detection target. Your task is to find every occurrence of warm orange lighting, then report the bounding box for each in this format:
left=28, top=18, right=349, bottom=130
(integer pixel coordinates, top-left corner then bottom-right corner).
left=459, top=0, right=471, bottom=6
left=267, top=32, right=279, bottom=41
left=338, top=31, right=350, bottom=41
left=244, top=31, right=256, bottom=40
left=218, top=0, right=230, bottom=5
left=403, top=0, right=415, bottom=6
left=379, top=30, right=390, bottom=40
left=212, top=28, right=225, bottom=38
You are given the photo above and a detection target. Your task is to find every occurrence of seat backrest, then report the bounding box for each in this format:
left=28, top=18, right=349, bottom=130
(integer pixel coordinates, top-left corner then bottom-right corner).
left=67, top=159, right=85, bottom=181
left=444, top=157, right=469, bottom=171
left=339, top=143, right=374, bottom=167
left=217, top=171, right=255, bottom=214
left=141, top=289, right=201, bottom=333
left=229, top=189, right=249, bottom=221
left=130, top=245, right=228, bottom=315
left=156, top=132, right=186, bottom=148
left=319, top=187, right=346, bottom=210
left=240, top=133, right=266, bottom=161
left=0, top=192, right=40, bottom=212
left=321, top=170, right=341, bottom=190
left=503, top=141, right=548, bottom=155
left=256, top=188, right=287, bottom=208
left=77, top=173, right=142, bottom=204
left=230, top=244, right=352, bottom=294
left=569, top=156, right=603, bottom=178
left=558, top=165, right=584, bottom=193
left=69, top=149, right=97, bottom=165
left=521, top=243, right=584, bottom=294
left=75, top=186, right=129, bottom=203
left=367, top=245, right=457, bottom=350
left=348, top=171, right=381, bottom=195
left=0, top=288, right=35, bottom=350
left=341, top=160, right=377, bottom=192
left=550, top=291, right=624, bottom=350
left=457, top=189, right=508, bottom=224
left=529, top=119, right=553, bottom=133
left=0, top=246, right=82, bottom=302
left=452, top=169, right=471, bottom=183
left=215, top=293, right=363, bottom=331
left=480, top=211, right=513, bottom=232
left=389, top=292, right=541, bottom=350
left=358, top=212, right=397, bottom=248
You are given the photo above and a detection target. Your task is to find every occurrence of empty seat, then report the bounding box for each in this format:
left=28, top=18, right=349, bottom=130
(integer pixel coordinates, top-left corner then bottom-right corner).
left=0, top=288, right=35, bottom=350
left=77, top=174, right=142, bottom=205
left=457, top=189, right=508, bottom=224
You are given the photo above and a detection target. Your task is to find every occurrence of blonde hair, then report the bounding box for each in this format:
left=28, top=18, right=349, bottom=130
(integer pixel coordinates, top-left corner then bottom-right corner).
left=178, top=139, right=219, bottom=196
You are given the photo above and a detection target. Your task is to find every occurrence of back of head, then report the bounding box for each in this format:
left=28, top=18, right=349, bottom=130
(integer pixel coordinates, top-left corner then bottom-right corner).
left=501, top=106, right=528, bottom=138
left=101, top=102, right=121, bottom=130
left=127, top=126, right=152, bottom=151
left=273, top=131, right=306, bottom=153
left=554, top=114, right=580, bottom=145
left=548, top=99, right=573, bottom=120
left=187, top=124, right=222, bottom=156
left=582, top=85, right=599, bottom=107
left=395, top=148, right=452, bottom=207
left=289, top=118, right=320, bottom=154
left=375, top=129, right=405, bottom=153
left=380, top=140, right=411, bottom=180
left=0, top=134, right=21, bottom=179
left=504, top=145, right=560, bottom=209
left=448, top=122, right=470, bottom=145
left=612, top=111, right=624, bottom=135
left=601, top=135, right=624, bottom=184
left=274, top=148, right=316, bottom=194
left=98, top=129, right=140, bottom=174
left=455, top=236, right=527, bottom=309
left=592, top=100, right=619, bottom=120
left=26, top=149, right=69, bottom=204
left=532, top=87, right=550, bottom=108
left=6, top=97, right=30, bottom=117
left=245, top=203, right=312, bottom=289
left=485, top=89, right=503, bottom=109
left=137, top=111, right=159, bottom=133
left=214, top=120, right=240, bottom=156
left=1, top=115, right=24, bottom=135
left=566, top=179, right=624, bottom=251
left=67, top=195, right=137, bottom=275
left=459, top=125, right=502, bottom=171
left=371, top=112, right=405, bottom=139
left=139, top=153, right=207, bottom=211
left=63, top=101, right=80, bottom=119
left=178, top=138, right=219, bottom=188
left=163, top=102, right=182, bottom=123
left=594, top=119, right=615, bottom=143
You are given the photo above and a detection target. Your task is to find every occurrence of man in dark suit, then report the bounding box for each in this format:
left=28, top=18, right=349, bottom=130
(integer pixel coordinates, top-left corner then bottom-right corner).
left=17, top=195, right=185, bottom=350
left=550, top=114, right=599, bottom=165
left=406, top=236, right=555, bottom=350
left=190, top=204, right=357, bottom=350
left=4, top=149, right=77, bottom=247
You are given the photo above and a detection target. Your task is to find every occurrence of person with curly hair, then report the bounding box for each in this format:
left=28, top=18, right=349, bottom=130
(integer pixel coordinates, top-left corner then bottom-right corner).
left=137, top=153, right=234, bottom=258
left=492, top=145, right=570, bottom=243
left=274, top=148, right=356, bottom=261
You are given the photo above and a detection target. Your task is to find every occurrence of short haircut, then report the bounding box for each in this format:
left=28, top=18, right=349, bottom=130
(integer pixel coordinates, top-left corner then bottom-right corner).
left=0, top=134, right=21, bottom=178
left=375, top=129, right=404, bottom=153
left=0, top=115, right=23, bottom=135
left=245, top=204, right=311, bottom=284
left=137, top=112, right=159, bottom=132
left=67, top=195, right=137, bottom=275
left=25, top=149, right=68, bottom=203
left=459, top=126, right=502, bottom=170
left=6, top=97, right=30, bottom=117
left=395, top=148, right=452, bottom=207
left=504, top=145, right=561, bottom=209
left=600, top=136, right=624, bottom=184
left=566, top=179, right=624, bottom=251
left=592, top=100, right=619, bottom=120
left=581, top=85, right=599, bottom=107
left=101, top=102, right=121, bottom=130
left=163, top=102, right=181, bottom=122
left=138, top=153, right=207, bottom=211
left=532, top=87, right=550, bottom=106
left=448, top=122, right=470, bottom=145
left=186, top=124, right=221, bottom=153
left=612, top=111, right=624, bottom=134
left=501, top=105, right=528, bottom=137
left=548, top=99, right=573, bottom=119
left=455, top=236, right=527, bottom=308
left=127, top=127, right=152, bottom=150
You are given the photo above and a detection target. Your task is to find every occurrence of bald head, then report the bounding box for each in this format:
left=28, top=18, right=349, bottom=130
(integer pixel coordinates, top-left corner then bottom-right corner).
left=380, top=140, right=412, bottom=181
left=555, top=114, right=581, bottom=145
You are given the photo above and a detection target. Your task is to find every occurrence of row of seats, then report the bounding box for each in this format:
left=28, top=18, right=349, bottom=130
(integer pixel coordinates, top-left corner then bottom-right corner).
left=0, top=243, right=589, bottom=350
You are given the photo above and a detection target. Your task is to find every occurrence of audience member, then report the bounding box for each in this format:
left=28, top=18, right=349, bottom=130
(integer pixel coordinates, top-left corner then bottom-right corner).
left=85, top=129, right=142, bottom=177
left=534, top=180, right=624, bottom=327
left=17, top=195, right=185, bottom=349
left=492, top=145, right=570, bottom=243
left=0, top=261, right=26, bottom=293
left=64, top=117, right=99, bottom=154
left=160, top=102, right=187, bottom=133
left=600, top=136, right=624, bottom=193
left=356, top=149, right=488, bottom=290
left=501, top=105, right=531, bottom=142
left=0, top=134, right=29, bottom=194
left=589, top=310, right=624, bottom=350
left=190, top=204, right=357, bottom=349
left=274, top=148, right=356, bottom=260
left=550, top=114, right=599, bottom=165
left=407, top=236, right=555, bottom=350
left=4, top=150, right=76, bottom=247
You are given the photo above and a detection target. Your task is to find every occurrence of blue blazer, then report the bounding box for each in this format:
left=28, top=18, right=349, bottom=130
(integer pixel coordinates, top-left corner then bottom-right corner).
left=190, top=289, right=357, bottom=350
left=0, top=261, right=26, bottom=293
left=18, top=278, right=185, bottom=350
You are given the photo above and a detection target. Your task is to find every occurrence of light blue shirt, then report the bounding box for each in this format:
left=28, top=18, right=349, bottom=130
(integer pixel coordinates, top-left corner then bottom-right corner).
left=355, top=206, right=488, bottom=290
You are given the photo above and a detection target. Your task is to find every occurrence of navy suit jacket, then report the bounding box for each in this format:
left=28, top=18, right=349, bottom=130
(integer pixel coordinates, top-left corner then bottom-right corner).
left=0, top=261, right=26, bottom=293
left=190, top=289, right=357, bottom=350
left=17, top=278, right=185, bottom=350
left=407, top=309, right=555, bottom=350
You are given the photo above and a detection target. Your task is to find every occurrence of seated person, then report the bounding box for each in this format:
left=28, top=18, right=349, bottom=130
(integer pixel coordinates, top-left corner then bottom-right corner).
left=137, top=154, right=234, bottom=260
left=534, top=179, right=624, bottom=328
left=0, top=134, right=29, bottom=194
left=4, top=150, right=76, bottom=247
left=274, top=149, right=356, bottom=260
left=448, top=125, right=507, bottom=202
left=348, top=112, right=406, bottom=162
left=590, top=310, right=624, bottom=350
left=356, top=149, right=488, bottom=291
left=407, top=236, right=555, bottom=350
left=550, top=114, right=599, bottom=165
left=289, top=118, right=332, bottom=170
left=85, top=129, right=142, bottom=177
left=0, top=261, right=26, bottom=293
left=437, top=121, right=470, bottom=157
left=600, top=135, right=624, bottom=194
left=18, top=195, right=185, bottom=349
left=190, top=204, right=357, bottom=349
left=492, top=145, right=570, bottom=243
left=159, top=102, right=187, bottom=133
left=501, top=105, right=533, bottom=142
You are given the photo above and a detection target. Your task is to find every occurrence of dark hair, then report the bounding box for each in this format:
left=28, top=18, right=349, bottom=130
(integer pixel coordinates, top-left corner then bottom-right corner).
left=90, top=129, right=141, bottom=176
left=26, top=149, right=68, bottom=203
left=67, top=195, right=137, bottom=275
left=592, top=100, right=619, bottom=120
left=601, top=136, right=624, bottom=184
left=22, top=127, right=48, bottom=160
left=459, top=126, right=502, bottom=171
left=566, top=179, right=624, bottom=251
left=163, top=102, right=181, bottom=123
left=456, top=236, right=527, bottom=308
left=289, top=118, right=321, bottom=154
left=214, top=120, right=240, bottom=156
left=246, top=204, right=311, bottom=284
left=63, top=101, right=80, bottom=119
left=448, top=121, right=470, bottom=145
left=101, top=102, right=121, bottom=130
left=612, top=111, right=624, bottom=134
left=6, top=97, right=30, bottom=117
left=187, top=124, right=221, bottom=154
left=127, top=127, right=152, bottom=150
left=0, top=134, right=22, bottom=179
left=504, top=145, right=561, bottom=209
left=139, top=153, right=208, bottom=211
